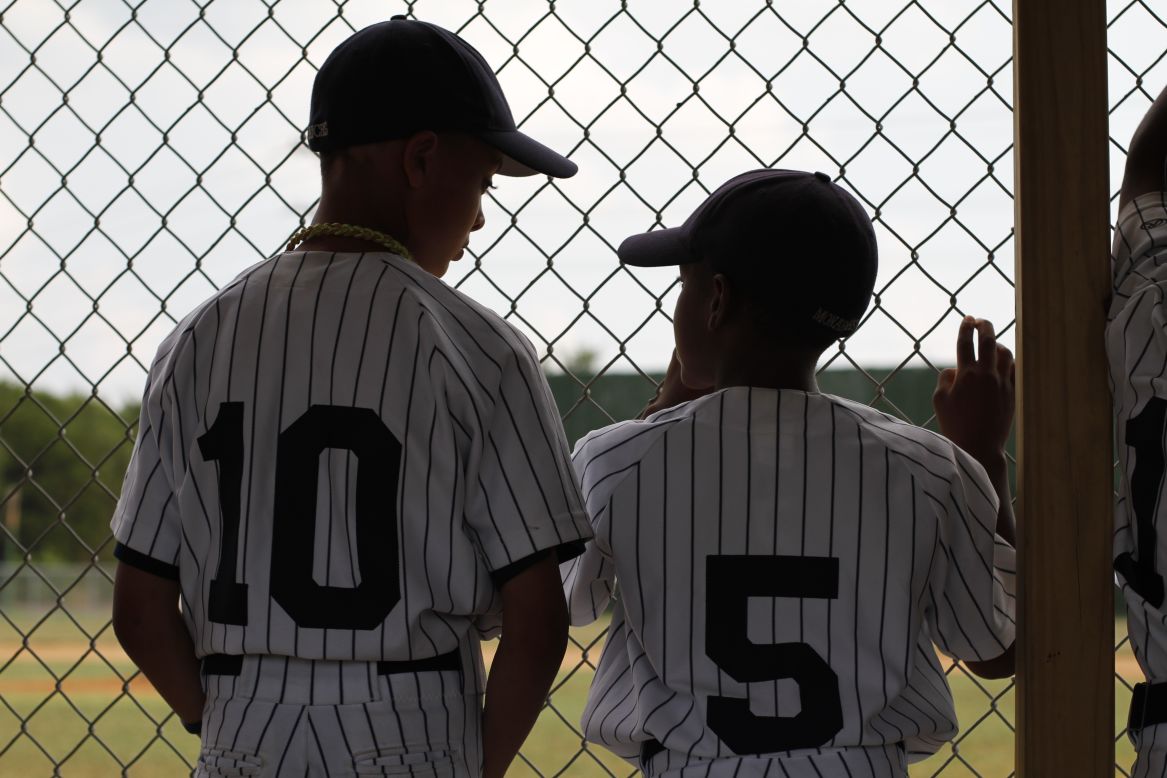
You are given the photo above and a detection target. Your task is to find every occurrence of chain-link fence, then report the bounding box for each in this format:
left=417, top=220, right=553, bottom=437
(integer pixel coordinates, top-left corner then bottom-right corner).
left=0, top=0, right=1151, bottom=775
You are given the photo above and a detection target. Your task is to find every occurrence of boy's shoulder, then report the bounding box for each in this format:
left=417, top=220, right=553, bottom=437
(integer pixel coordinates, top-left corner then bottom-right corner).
left=569, top=397, right=704, bottom=510
left=150, top=252, right=540, bottom=397
left=573, top=388, right=963, bottom=468
left=144, top=256, right=270, bottom=382
left=394, top=258, right=542, bottom=368
left=825, top=392, right=995, bottom=509
left=569, top=388, right=979, bottom=509
left=573, top=390, right=715, bottom=462
left=824, top=390, right=953, bottom=445
left=1111, top=191, right=1167, bottom=312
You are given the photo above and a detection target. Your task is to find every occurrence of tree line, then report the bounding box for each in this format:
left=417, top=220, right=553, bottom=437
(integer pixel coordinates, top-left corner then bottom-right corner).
left=0, top=367, right=947, bottom=565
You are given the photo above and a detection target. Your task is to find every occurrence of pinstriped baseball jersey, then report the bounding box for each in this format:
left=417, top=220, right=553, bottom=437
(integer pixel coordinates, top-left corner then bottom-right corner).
left=562, top=387, right=1016, bottom=770
left=1110, top=192, right=1167, bottom=773
left=111, top=250, right=592, bottom=664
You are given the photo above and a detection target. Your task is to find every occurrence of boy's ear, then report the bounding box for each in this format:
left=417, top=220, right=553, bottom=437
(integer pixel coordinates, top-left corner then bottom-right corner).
left=708, top=273, right=730, bottom=332
left=402, top=130, right=440, bottom=189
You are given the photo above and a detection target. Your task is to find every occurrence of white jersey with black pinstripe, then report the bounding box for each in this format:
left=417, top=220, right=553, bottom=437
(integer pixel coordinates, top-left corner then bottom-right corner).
left=563, top=387, right=1016, bottom=776
left=1110, top=192, right=1167, bottom=775
left=110, top=250, right=591, bottom=771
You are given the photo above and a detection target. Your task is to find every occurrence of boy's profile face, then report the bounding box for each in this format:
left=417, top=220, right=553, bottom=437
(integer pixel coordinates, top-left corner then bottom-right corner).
left=406, top=134, right=502, bottom=277
left=673, top=261, right=717, bottom=390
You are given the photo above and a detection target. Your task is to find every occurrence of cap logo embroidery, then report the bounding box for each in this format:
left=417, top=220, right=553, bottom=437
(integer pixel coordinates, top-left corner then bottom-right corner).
left=1142, top=218, right=1167, bottom=230
left=812, top=308, right=860, bottom=333
left=306, top=122, right=329, bottom=140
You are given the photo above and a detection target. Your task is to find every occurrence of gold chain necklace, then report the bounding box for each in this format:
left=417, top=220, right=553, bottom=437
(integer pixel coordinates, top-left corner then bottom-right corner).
left=286, top=223, right=413, bottom=261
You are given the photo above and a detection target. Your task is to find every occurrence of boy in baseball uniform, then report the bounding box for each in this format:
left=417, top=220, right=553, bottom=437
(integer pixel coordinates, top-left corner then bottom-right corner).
left=110, top=17, right=591, bottom=777
left=563, top=169, right=1016, bottom=776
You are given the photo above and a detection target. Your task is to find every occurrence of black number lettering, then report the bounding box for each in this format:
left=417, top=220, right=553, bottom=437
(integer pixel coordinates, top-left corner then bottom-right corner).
left=198, top=402, right=248, bottom=625
left=199, top=403, right=402, bottom=630
left=705, top=555, right=844, bottom=755
left=1116, top=397, right=1167, bottom=607
left=271, top=405, right=402, bottom=630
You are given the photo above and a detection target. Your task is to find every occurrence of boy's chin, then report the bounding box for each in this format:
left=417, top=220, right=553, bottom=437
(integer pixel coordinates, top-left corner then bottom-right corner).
left=415, top=255, right=453, bottom=279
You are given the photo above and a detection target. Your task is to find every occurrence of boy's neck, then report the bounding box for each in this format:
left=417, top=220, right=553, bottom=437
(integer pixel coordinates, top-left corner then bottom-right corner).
left=711, top=328, right=821, bottom=393
left=714, top=363, right=819, bottom=393
left=292, top=208, right=410, bottom=255
left=296, top=171, right=410, bottom=254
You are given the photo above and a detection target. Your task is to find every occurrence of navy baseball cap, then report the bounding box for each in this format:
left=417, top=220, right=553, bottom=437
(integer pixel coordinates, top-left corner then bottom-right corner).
left=306, top=17, right=577, bottom=178
left=618, top=169, right=878, bottom=338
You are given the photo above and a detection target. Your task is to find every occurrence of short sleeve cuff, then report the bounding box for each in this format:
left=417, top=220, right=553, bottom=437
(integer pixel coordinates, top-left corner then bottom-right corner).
left=114, top=542, right=179, bottom=580
left=490, top=540, right=587, bottom=587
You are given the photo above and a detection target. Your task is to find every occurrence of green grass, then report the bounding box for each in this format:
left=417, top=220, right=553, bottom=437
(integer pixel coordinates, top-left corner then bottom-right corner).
left=0, top=605, right=199, bottom=776
left=0, top=606, right=1139, bottom=776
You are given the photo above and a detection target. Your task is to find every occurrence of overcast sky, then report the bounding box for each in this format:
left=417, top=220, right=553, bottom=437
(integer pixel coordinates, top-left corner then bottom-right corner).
left=0, top=0, right=1161, bottom=402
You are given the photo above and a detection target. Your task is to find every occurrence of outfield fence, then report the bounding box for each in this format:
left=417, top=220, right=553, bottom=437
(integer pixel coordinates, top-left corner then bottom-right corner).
left=0, top=0, right=1158, bottom=774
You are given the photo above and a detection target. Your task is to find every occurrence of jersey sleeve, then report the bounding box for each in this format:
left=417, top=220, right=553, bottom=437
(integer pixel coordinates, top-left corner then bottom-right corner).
left=462, top=344, right=592, bottom=582
left=561, top=427, right=622, bottom=626
left=925, top=446, right=1016, bottom=663
left=561, top=419, right=668, bottom=625
left=1112, top=191, right=1167, bottom=295
left=560, top=500, right=616, bottom=626
left=110, top=351, right=182, bottom=579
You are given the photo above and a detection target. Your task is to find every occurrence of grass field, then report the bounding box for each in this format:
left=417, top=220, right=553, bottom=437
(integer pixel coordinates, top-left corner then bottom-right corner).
left=0, top=605, right=1139, bottom=776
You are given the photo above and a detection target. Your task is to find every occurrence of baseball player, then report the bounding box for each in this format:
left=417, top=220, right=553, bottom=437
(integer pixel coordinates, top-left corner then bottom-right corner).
left=562, top=169, right=1017, bottom=776
left=1111, top=81, right=1167, bottom=776
left=109, top=17, right=592, bottom=778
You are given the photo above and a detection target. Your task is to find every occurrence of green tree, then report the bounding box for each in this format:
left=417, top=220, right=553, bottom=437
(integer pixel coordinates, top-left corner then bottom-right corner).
left=0, top=382, right=138, bottom=565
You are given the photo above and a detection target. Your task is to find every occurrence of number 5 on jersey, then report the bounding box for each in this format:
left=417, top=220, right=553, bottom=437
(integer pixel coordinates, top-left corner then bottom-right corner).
left=706, top=555, right=844, bottom=754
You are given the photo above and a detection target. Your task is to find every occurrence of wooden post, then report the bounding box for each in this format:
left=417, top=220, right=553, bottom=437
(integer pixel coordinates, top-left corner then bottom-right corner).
left=1012, top=1, right=1113, bottom=775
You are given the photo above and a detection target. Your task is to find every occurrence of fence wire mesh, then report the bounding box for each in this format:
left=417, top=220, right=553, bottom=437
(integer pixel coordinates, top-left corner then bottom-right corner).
left=0, top=0, right=1149, bottom=775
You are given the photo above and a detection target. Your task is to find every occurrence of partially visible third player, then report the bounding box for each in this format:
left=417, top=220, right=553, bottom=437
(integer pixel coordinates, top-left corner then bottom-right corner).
left=563, top=169, right=1016, bottom=776
left=1110, top=79, right=1167, bottom=777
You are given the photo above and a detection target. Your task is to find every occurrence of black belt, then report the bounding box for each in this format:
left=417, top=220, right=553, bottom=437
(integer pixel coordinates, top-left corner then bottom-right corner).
left=1129, top=681, right=1167, bottom=742
left=202, top=654, right=243, bottom=676
left=376, top=649, right=461, bottom=676
left=201, top=649, right=461, bottom=677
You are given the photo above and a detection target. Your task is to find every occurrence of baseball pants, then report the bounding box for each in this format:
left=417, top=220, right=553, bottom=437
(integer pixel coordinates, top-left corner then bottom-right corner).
left=194, top=643, right=484, bottom=777
left=1133, top=724, right=1167, bottom=778
left=638, top=741, right=908, bottom=778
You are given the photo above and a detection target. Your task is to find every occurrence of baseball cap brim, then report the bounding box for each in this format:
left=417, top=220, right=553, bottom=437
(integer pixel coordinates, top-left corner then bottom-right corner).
left=617, top=227, right=697, bottom=267
left=476, top=129, right=578, bottom=178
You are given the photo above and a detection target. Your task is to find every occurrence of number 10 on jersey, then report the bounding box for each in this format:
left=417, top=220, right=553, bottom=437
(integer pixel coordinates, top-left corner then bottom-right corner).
left=198, top=401, right=404, bottom=631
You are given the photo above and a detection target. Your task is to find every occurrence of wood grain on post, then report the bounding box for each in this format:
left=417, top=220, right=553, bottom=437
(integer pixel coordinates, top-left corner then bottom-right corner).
left=1012, top=0, right=1113, bottom=775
